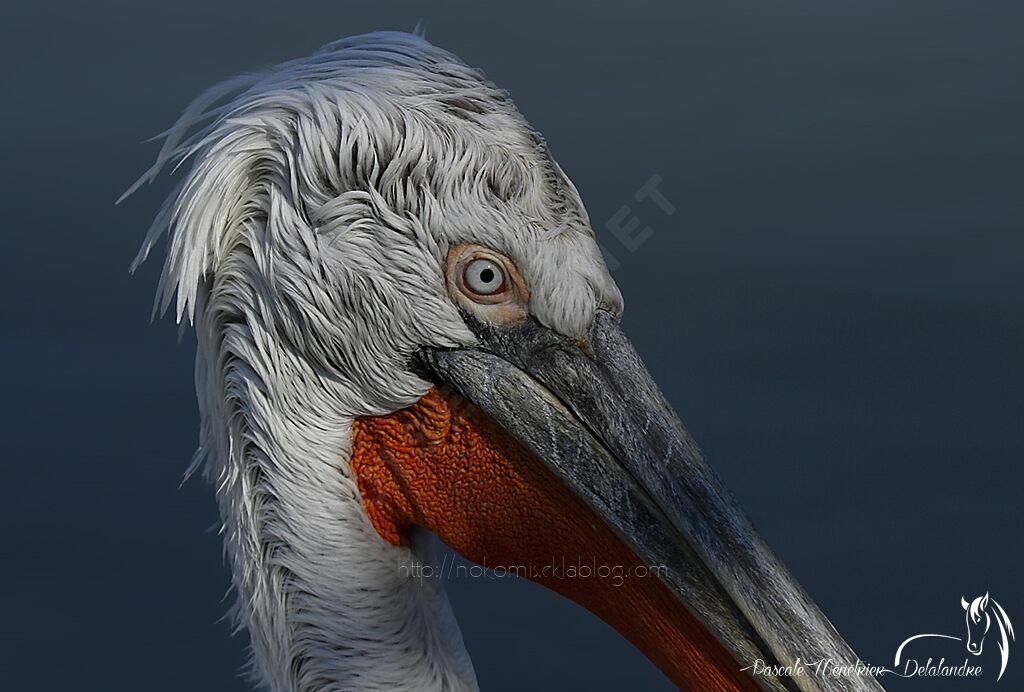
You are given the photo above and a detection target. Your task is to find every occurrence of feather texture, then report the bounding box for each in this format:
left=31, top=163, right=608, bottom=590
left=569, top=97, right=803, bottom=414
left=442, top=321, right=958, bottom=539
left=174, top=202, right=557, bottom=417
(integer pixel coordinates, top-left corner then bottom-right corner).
left=131, top=31, right=621, bottom=691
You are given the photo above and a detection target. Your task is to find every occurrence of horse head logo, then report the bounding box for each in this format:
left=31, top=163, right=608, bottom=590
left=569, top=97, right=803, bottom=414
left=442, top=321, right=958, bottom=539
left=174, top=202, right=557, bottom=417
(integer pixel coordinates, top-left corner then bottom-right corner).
left=961, top=592, right=1015, bottom=679
left=963, top=593, right=992, bottom=654
left=896, top=592, right=1015, bottom=681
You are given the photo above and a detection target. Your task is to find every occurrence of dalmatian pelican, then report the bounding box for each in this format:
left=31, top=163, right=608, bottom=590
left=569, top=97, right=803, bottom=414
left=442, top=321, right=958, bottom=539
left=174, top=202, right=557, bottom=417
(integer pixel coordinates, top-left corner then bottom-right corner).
left=131, top=31, right=881, bottom=692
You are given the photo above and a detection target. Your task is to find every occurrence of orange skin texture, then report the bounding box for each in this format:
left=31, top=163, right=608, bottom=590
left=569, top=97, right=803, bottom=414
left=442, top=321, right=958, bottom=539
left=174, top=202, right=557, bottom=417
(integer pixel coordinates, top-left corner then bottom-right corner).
left=351, top=387, right=757, bottom=691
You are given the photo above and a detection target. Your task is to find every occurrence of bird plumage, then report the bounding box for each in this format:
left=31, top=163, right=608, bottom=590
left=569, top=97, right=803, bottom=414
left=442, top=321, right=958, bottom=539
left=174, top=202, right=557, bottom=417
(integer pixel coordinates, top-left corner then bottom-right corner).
left=131, top=31, right=619, bottom=691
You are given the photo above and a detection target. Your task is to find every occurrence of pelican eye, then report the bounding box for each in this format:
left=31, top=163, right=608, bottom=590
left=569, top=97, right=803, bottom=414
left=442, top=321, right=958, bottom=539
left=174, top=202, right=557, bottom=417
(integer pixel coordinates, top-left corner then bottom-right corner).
left=445, top=243, right=529, bottom=322
left=463, top=258, right=506, bottom=295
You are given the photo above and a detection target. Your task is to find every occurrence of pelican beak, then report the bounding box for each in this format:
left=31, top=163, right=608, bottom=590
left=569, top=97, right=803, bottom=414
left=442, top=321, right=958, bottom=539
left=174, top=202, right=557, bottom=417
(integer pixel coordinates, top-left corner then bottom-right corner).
left=417, top=311, right=879, bottom=692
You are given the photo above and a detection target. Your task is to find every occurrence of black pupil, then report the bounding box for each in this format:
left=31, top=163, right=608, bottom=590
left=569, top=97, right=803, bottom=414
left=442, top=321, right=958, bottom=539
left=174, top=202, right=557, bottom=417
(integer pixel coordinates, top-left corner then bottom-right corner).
left=479, top=267, right=495, bottom=284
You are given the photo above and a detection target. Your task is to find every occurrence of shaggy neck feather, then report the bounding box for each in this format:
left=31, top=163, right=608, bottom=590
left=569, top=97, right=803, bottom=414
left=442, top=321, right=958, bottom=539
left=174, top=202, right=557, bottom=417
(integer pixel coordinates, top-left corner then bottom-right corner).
left=194, top=295, right=477, bottom=692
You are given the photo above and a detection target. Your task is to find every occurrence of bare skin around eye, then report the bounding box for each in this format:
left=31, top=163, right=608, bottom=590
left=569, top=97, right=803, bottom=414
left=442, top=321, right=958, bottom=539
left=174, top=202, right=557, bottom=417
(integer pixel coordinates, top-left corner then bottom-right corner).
left=445, top=243, right=531, bottom=323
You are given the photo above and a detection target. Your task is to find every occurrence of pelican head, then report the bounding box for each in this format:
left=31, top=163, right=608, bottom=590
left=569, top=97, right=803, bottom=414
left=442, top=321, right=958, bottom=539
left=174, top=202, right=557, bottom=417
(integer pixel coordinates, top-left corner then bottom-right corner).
left=133, top=31, right=876, bottom=692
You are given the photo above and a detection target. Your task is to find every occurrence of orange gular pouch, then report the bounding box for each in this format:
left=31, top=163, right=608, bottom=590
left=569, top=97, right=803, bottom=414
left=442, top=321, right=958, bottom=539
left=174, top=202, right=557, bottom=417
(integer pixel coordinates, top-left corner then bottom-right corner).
left=350, top=387, right=757, bottom=691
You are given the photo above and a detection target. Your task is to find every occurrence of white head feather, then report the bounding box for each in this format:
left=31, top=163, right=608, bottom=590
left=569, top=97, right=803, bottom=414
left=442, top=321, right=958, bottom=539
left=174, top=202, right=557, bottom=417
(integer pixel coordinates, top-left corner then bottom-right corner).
left=131, top=31, right=621, bottom=691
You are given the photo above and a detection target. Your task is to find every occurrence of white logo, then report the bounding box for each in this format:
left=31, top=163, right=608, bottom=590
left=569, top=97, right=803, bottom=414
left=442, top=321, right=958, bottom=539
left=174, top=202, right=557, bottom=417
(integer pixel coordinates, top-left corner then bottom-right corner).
left=895, top=592, right=1015, bottom=681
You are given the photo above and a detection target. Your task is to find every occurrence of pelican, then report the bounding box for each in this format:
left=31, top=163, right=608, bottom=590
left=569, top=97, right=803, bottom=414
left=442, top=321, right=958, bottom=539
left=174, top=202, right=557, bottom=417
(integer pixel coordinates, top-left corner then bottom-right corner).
left=131, top=31, right=881, bottom=692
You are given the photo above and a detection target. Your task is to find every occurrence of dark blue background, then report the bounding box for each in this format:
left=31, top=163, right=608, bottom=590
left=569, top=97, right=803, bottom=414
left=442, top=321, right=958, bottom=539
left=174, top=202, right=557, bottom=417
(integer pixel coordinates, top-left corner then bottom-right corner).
left=1, top=1, right=1021, bottom=690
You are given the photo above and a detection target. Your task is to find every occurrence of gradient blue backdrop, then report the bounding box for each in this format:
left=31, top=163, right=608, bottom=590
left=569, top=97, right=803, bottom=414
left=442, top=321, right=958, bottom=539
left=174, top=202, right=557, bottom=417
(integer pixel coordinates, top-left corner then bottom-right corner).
left=2, top=1, right=1021, bottom=690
